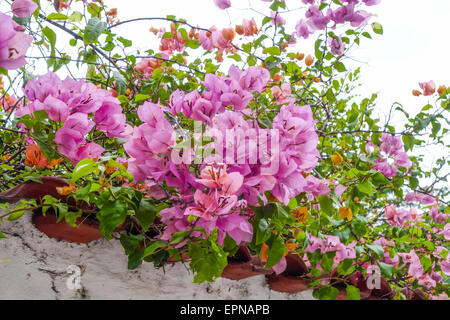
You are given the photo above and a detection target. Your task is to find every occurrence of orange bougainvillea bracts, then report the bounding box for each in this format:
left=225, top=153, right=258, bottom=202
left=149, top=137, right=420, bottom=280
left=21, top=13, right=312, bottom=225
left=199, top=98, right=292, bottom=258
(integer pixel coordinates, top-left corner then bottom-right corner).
left=292, top=206, right=309, bottom=223
left=261, top=242, right=269, bottom=263
left=56, top=182, right=77, bottom=196
left=25, top=144, right=48, bottom=168
left=25, top=144, right=62, bottom=168
left=339, top=206, right=353, bottom=221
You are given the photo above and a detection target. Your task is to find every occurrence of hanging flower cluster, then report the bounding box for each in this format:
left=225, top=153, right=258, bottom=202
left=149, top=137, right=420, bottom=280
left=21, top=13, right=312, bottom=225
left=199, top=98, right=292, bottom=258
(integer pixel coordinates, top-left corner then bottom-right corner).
left=124, top=64, right=326, bottom=251
left=16, top=72, right=128, bottom=163
left=367, top=133, right=411, bottom=178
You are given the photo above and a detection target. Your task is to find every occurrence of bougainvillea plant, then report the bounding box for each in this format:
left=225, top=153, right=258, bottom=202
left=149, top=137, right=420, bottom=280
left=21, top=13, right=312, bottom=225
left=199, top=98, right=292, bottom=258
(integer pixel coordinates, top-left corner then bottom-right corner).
left=0, top=0, right=449, bottom=300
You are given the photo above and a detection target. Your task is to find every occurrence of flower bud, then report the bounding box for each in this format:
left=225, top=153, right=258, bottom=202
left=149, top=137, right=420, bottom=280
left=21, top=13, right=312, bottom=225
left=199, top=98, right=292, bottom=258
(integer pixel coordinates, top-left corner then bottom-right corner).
left=305, top=55, right=314, bottom=66
left=222, top=28, right=235, bottom=41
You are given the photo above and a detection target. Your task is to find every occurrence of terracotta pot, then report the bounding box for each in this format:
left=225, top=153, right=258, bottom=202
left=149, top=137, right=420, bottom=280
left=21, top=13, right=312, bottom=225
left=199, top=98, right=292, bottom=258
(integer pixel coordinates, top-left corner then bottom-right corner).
left=401, top=288, right=427, bottom=300
left=267, top=253, right=312, bottom=293
left=371, top=277, right=395, bottom=299
left=0, top=176, right=68, bottom=203
left=1, top=176, right=103, bottom=244
left=268, top=274, right=311, bottom=293
left=222, top=246, right=272, bottom=280
left=222, top=262, right=268, bottom=280
left=32, top=211, right=102, bottom=243
left=283, top=253, right=309, bottom=276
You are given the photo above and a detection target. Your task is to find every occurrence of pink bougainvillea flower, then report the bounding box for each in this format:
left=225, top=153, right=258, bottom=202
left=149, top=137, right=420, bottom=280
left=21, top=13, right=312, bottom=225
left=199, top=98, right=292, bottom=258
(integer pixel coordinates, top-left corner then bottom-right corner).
left=42, top=95, right=69, bottom=122
left=417, top=274, right=436, bottom=289
left=240, top=18, right=258, bottom=36
left=394, top=151, right=411, bottom=169
left=362, top=0, right=382, bottom=5
left=349, top=10, right=372, bottom=27
left=270, top=11, right=286, bottom=25
left=429, top=206, right=447, bottom=223
left=305, top=5, right=330, bottom=30
left=405, top=192, right=436, bottom=205
left=305, top=234, right=324, bottom=253
left=444, top=223, right=450, bottom=241
left=0, top=13, right=33, bottom=70
left=334, top=184, right=347, bottom=197
left=185, top=190, right=237, bottom=221
left=335, top=241, right=356, bottom=262
left=372, top=160, right=396, bottom=178
left=295, top=19, right=313, bottom=39
left=168, top=89, right=184, bottom=114
left=271, top=83, right=295, bottom=105
left=54, top=126, right=85, bottom=161
left=192, top=98, right=218, bottom=125
left=329, top=35, right=345, bottom=56
left=159, top=206, right=191, bottom=241
left=213, top=0, right=231, bottom=10
left=196, top=164, right=243, bottom=195
left=304, top=175, right=331, bottom=197
left=94, top=98, right=127, bottom=138
left=75, top=143, right=105, bottom=162
left=23, top=72, right=61, bottom=102
left=64, top=112, right=95, bottom=135
left=272, top=256, right=287, bottom=275
left=330, top=4, right=355, bottom=25
left=419, top=80, right=436, bottom=96
left=238, top=66, right=270, bottom=93
left=216, top=214, right=253, bottom=245
left=11, top=0, right=38, bottom=18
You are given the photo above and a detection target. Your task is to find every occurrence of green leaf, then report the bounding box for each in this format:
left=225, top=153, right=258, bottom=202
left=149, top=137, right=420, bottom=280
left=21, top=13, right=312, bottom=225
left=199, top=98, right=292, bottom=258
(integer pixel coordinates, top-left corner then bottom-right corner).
left=170, top=230, right=191, bottom=244
left=84, top=18, right=107, bottom=44
left=42, top=26, right=56, bottom=58
left=402, top=135, right=415, bottom=151
left=113, top=71, right=127, bottom=95
left=334, top=61, right=346, bottom=72
left=185, top=39, right=200, bottom=49
left=134, top=94, right=150, bottom=103
left=117, top=37, right=132, bottom=48
left=97, top=200, right=127, bottom=240
left=0, top=230, right=6, bottom=239
left=47, top=13, right=69, bottom=20
left=54, top=203, right=69, bottom=222
left=318, top=195, right=334, bottom=214
left=255, top=218, right=271, bottom=245
left=367, top=244, right=384, bottom=258
left=420, top=256, right=432, bottom=273
left=266, top=235, right=286, bottom=269
left=189, top=231, right=228, bottom=283
left=135, top=198, right=157, bottom=232
left=321, top=253, right=334, bottom=273
left=264, top=46, right=281, bottom=56
left=64, top=210, right=83, bottom=228
left=68, top=11, right=83, bottom=23
left=346, top=285, right=361, bottom=300
left=313, top=285, right=339, bottom=300
left=377, top=261, right=394, bottom=278
left=143, top=241, right=167, bottom=258
left=357, top=179, right=374, bottom=195
left=337, top=259, right=354, bottom=275
left=352, top=219, right=367, bottom=238
left=71, top=158, right=98, bottom=183
left=7, top=208, right=27, bottom=221
left=372, top=22, right=383, bottom=35
left=127, top=250, right=143, bottom=270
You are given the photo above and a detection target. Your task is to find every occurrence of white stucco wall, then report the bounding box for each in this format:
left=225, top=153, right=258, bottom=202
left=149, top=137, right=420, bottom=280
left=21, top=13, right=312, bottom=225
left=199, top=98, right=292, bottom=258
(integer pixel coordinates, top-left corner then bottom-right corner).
left=0, top=213, right=314, bottom=300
